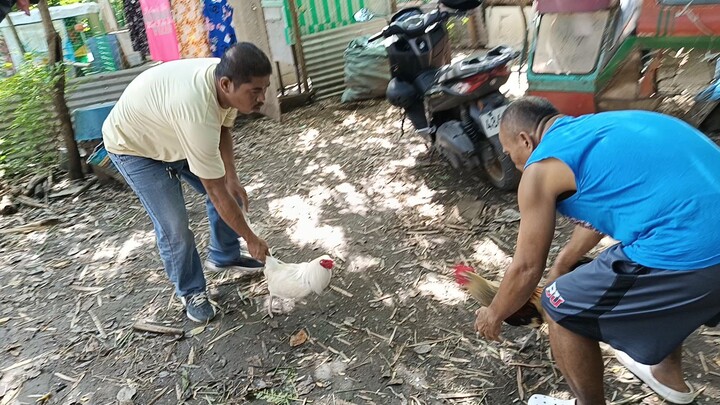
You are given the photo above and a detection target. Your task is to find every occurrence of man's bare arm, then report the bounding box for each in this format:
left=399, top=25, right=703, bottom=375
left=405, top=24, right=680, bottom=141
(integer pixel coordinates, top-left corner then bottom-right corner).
left=219, top=125, right=251, bottom=210
left=487, top=159, right=577, bottom=321
left=200, top=176, right=267, bottom=260
left=219, top=126, right=237, bottom=181
left=548, top=225, right=604, bottom=283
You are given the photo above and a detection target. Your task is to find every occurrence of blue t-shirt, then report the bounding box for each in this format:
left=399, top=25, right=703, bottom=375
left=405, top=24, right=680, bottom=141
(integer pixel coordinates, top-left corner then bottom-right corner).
left=526, top=110, right=720, bottom=270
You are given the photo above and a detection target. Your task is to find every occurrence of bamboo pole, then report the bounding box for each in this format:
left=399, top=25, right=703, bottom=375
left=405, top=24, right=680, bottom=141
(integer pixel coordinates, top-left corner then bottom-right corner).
left=286, top=0, right=309, bottom=92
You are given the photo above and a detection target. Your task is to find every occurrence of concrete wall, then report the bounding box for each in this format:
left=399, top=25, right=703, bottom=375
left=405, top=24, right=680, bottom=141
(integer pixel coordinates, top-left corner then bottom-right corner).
left=262, top=4, right=298, bottom=86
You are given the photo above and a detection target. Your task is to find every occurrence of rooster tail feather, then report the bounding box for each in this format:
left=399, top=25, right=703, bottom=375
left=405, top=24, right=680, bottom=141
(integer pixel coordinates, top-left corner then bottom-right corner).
left=454, top=264, right=476, bottom=286
left=462, top=271, right=500, bottom=307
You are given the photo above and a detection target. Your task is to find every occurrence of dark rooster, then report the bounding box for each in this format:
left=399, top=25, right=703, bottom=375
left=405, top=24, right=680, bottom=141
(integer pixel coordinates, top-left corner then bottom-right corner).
left=454, top=258, right=592, bottom=328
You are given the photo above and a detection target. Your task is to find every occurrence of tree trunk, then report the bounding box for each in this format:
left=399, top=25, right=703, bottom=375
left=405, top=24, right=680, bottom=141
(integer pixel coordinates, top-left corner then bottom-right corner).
left=37, top=0, right=83, bottom=180
left=5, top=15, right=26, bottom=55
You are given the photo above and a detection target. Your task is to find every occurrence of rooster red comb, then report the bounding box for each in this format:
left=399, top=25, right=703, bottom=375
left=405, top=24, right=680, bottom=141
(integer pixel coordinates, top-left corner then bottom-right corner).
left=454, top=264, right=475, bottom=286
left=319, top=259, right=334, bottom=270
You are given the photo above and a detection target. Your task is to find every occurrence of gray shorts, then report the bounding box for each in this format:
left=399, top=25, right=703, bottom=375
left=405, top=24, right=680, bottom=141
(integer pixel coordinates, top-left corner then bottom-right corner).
left=542, top=244, right=720, bottom=365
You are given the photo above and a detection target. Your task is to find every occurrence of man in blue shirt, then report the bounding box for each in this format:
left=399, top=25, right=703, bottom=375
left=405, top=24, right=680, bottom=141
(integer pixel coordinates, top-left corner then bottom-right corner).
left=474, top=96, right=720, bottom=405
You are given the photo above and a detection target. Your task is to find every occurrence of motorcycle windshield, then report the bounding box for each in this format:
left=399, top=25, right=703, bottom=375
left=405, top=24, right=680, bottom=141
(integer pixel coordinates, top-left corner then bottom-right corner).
left=531, top=11, right=610, bottom=75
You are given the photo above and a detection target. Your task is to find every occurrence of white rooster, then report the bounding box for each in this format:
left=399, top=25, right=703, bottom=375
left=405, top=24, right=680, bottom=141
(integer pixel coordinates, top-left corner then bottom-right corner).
left=263, top=255, right=334, bottom=317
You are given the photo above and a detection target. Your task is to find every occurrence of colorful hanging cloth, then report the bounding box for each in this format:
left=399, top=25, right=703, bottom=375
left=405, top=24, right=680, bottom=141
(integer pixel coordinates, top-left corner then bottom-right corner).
left=203, top=0, right=236, bottom=57
left=171, top=0, right=211, bottom=58
left=122, top=0, right=150, bottom=57
left=139, top=0, right=180, bottom=61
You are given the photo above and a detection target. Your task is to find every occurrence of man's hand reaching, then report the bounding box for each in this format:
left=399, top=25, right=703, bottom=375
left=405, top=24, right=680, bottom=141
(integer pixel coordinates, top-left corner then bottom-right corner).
left=246, top=234, right=269, bottom=262
left=474, top=307, right=502, bottom=342
left=16, top=0, right=31, bottom=15
left=223, top=179, right=268, bottom=261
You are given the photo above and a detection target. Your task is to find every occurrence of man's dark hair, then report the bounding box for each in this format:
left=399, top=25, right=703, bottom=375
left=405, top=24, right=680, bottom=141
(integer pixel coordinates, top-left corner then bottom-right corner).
left=501, top=96, right=559, bottom=136
left=215, top=42, right=272, bottom=85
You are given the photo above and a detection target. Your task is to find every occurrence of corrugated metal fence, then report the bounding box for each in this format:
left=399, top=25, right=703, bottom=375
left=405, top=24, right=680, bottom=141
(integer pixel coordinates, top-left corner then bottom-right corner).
left=64, top=63, right=155, bottom=112
left=286, top=0, right=440, bottom=99
left=284, top=0, right=369, bottom=36
left=0, top=63, right=155, bottom=139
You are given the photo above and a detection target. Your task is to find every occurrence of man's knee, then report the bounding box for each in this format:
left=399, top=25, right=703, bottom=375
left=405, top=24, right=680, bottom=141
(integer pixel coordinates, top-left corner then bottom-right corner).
left=155, top=215, right=193, bottom=245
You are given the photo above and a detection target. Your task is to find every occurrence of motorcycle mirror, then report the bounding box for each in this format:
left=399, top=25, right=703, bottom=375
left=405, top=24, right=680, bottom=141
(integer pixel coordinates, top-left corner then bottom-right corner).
left=368, top=31, right=383, bottom=42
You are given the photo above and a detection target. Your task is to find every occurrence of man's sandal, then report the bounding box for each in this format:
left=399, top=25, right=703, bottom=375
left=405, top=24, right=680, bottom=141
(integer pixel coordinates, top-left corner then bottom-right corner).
left=528, top=394, right=576, bottom=405
left=615, top=350, right=696, bottom=404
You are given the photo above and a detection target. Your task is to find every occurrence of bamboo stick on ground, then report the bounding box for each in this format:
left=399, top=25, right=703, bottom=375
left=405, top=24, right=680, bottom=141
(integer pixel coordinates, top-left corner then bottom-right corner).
left=132, top=321, right=184, bottom=337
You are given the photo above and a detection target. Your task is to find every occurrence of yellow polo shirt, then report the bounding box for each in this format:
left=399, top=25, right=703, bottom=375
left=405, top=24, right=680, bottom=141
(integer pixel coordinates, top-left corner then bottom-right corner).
left=102, top=58, right=237, bottom=179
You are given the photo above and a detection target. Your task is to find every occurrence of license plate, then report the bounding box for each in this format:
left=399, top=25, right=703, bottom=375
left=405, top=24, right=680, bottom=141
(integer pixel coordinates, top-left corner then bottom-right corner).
left=479, top=105, right=508, bottom=137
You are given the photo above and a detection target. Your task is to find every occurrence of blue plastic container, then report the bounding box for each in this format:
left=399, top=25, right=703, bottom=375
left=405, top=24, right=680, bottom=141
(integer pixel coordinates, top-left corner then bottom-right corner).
left=73, top=101, right=115, bottom=141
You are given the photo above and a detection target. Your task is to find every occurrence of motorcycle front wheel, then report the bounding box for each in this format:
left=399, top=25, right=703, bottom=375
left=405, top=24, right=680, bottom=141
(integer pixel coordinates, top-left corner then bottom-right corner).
left=481, top=136, right=521, bottom=191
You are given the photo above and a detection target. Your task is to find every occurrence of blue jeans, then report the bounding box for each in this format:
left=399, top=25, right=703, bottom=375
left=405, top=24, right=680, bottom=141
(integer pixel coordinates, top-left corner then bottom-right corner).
left=109, top=152, right=242, bottom=297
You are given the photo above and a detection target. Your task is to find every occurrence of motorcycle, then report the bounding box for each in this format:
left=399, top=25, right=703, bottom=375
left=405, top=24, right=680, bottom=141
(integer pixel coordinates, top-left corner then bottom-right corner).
left=370, top=0, right=521, bottom=190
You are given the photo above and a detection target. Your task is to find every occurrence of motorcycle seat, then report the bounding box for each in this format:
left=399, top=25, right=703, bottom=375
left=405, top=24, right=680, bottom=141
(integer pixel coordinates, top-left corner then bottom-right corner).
left=437, top=46, right=517, bottom=84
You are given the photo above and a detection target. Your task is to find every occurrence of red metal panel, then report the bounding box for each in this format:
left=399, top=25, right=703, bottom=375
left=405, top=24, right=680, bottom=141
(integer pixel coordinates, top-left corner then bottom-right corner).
left=536, top=0, right=613, bottom=13
left=529, top=91, right=597, bottom=116
left=637, top=0, right=720, bottom=36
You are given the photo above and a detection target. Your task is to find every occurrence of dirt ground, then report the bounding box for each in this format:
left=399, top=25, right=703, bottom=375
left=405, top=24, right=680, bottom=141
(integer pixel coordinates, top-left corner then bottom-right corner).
left=1, top=99, right=719, bottom=405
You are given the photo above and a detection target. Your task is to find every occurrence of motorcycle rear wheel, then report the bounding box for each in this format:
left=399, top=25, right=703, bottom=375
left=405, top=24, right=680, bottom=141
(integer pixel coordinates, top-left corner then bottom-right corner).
left=482, top=136, right=521, bottom=191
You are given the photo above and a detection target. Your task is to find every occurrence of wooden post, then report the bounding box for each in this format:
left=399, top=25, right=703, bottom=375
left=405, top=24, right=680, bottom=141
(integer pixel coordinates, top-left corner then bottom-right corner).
left=227, top=0, right=281, bottom=122
left=286, top=0, right=308, bottom=93
left=476, top=4, right=489, bottom=47
left=517, top=0, right=529, bottom=66
left=468, top=12, right=479, bottom=46
left=38, top=0, right=83, bottom=180
left=98, top=0, right=120, bottom=33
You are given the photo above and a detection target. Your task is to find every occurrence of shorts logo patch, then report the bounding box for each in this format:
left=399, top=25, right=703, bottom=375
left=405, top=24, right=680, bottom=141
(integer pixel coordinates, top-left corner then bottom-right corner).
left=545, top=282, right=565, bottom=308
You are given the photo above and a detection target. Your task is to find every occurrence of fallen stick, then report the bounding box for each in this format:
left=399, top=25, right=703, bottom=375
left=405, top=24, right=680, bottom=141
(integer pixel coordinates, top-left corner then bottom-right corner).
left=0, top=217, right=60, bottom=235
left=517, top=366, right=525, bottom=400
left=207, top=325, right=242, bottom=345
left=437, top=392, right=487, bottom=400
left=407, top=336, right=455, bottom=348
left=71, top=178, right=98, bottom=199
left=24, top=173, right=47, bottom=196
left=390, top=341, right=405, bottom=367
left=1, top=351, right=51, bottom=373
left=54, top=372, right=80, bottom=383
left=507, top=361, right=549, bottom=368
left=14, top=195, right=49, bottom=209
left=88, top=309, right=108, bottom=339
left=132, top=321, right=184, bottom=337
left=329, top=285, right=353, bottom=297
left=368, top=294, right=393, bottom=303
left=147, top=386, right=170, bottom=405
